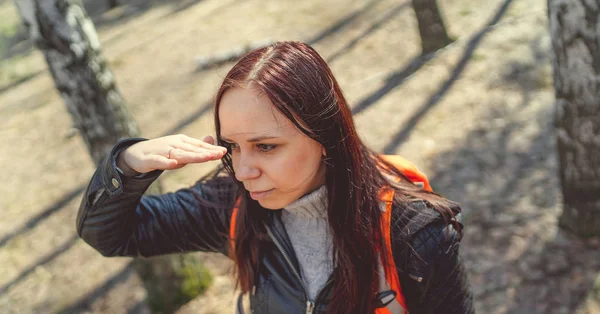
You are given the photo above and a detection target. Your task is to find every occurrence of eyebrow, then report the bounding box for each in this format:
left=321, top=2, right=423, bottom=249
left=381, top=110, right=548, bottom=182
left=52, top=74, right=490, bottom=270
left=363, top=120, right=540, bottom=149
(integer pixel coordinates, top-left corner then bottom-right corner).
left=220, top=135, right=279, bottom=143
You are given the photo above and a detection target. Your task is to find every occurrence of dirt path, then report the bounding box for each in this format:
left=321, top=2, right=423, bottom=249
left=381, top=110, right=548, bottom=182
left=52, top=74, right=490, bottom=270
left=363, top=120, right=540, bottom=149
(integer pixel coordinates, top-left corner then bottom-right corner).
left=0, top=0, right=598, bottom=313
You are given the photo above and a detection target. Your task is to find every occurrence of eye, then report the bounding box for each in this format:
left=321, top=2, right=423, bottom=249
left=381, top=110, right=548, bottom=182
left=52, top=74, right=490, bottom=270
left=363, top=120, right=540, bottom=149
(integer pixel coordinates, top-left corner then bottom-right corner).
left=257, top=144, right=277, bottom=152
left=222, top=141, right=239, bottom=154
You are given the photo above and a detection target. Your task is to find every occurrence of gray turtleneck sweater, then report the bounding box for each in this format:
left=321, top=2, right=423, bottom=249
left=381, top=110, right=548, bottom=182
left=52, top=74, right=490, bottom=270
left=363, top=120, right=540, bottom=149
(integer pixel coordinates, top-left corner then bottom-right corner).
left=280, top=186, right=405, bottom=314
left=281, top=185, right=333, bottom=300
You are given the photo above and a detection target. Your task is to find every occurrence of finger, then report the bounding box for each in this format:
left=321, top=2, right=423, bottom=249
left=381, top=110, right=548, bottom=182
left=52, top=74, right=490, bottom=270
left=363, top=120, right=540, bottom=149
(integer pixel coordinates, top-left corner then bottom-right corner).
left=182, top=135, right=226, bottom=152
left=146, top=154, right=179, bottom=170
left=172, top=142, right=208, bottom=154
left=171, top=149, right=225, bottom=164
left=170, top=147, right=226, bottom=161
left=180, top=135, right=210, bottom=146
left=183, top=141, right=225, bottom=154
left=171, top=163, right=187, bottom=170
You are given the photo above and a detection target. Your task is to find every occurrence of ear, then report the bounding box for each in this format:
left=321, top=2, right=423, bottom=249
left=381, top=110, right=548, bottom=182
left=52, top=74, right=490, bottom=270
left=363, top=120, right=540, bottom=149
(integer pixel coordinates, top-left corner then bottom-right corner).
left=321, top=146, right=326, bottom=157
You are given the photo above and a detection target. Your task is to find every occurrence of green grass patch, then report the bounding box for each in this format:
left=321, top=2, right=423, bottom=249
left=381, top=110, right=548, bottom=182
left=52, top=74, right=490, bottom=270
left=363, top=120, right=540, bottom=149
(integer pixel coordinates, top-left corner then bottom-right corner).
left=178, top=260, right=213, bottom=299
left=0, top=22, right=19, bottom=38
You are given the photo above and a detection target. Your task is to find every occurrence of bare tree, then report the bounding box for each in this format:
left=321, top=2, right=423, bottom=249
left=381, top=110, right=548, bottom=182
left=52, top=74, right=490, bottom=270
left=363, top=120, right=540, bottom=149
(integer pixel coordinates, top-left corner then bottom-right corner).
left=411, top=0, right=453, bottom=54
left=548, top=0, right=600, bottom=238
left=13, top=0, right=211, bottom=312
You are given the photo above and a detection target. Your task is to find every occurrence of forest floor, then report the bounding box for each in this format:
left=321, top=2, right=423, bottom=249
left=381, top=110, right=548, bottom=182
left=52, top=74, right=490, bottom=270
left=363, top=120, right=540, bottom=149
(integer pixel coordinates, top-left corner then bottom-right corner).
left=0, top=0, right=599, bottom=313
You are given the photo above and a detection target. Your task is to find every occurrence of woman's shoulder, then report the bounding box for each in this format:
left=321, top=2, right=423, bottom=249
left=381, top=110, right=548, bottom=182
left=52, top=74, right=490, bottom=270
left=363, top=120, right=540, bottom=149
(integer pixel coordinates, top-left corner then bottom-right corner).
left=390, top=200, right=464, bottom=266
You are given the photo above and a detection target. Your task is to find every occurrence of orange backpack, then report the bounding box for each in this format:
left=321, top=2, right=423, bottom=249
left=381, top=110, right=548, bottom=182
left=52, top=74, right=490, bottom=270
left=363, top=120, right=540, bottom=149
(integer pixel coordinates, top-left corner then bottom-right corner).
left=230, top=155, right=432, bottom=314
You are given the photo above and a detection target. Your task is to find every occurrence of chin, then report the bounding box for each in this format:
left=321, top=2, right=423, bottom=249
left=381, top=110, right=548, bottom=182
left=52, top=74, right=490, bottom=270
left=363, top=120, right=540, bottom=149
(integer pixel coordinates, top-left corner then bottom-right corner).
left=257, top=199, right=289, bottom=210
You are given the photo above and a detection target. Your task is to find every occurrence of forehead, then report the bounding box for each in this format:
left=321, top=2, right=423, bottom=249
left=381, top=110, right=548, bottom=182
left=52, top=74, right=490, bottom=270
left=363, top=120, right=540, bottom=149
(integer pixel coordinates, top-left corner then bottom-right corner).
left=218, top=87, right=294, bottom=139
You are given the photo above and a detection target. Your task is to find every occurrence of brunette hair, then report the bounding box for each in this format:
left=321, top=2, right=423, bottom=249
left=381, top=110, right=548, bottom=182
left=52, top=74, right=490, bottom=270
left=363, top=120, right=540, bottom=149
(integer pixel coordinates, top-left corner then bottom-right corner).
left=213, top=41, right=458, bottom=314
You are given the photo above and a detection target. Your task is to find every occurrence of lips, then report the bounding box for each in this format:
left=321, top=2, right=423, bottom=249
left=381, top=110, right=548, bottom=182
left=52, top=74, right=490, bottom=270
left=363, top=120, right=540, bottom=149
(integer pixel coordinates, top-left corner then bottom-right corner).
left=249, top=189, right=274, bottom=200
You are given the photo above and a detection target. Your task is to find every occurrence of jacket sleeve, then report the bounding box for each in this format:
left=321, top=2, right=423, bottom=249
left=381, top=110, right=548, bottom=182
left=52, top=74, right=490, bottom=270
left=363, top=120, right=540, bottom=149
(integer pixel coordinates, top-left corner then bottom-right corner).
left=394, top=210, right=475, bottom=314
left=75, top=138, right=236, bottom=258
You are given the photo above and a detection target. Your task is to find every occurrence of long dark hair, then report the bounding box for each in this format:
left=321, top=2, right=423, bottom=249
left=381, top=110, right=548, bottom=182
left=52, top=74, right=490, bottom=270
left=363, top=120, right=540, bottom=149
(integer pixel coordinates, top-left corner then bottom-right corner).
left=213, top=41, right=458, bottom=314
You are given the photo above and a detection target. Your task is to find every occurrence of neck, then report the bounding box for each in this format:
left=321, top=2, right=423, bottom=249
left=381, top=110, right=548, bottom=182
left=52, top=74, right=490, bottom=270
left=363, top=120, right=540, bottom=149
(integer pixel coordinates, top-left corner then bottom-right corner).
left=284, top=185, right=328, bottom=218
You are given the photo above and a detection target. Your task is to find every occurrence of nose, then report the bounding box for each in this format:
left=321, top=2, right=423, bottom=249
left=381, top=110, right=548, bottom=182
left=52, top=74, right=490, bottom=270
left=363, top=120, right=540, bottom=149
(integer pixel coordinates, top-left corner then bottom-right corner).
left=234, top=153, right=261, bottom=182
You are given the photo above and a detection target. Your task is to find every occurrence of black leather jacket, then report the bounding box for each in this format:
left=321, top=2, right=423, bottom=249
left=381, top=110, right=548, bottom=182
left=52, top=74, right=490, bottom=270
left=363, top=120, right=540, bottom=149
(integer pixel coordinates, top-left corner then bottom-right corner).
left=76, top=139, right=474, bottom=314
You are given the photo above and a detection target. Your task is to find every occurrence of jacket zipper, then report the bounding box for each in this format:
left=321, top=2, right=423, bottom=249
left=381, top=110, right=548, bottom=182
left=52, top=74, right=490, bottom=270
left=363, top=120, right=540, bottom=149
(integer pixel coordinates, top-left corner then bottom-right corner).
left=409, top=273, right=423, bottom=282
left=265, top=223, right=317, bottom=314
left=306, top=300, right=315, bottom=314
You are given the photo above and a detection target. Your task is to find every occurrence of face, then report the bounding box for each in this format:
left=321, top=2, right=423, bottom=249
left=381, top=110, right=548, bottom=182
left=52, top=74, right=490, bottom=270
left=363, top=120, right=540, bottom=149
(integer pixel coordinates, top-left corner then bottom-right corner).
left=218, top=87, right=326, bottom=209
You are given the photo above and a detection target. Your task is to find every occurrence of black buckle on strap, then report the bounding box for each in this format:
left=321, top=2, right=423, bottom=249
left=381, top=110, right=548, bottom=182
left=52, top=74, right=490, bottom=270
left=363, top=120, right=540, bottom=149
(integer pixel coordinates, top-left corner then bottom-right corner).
left=374, top=290, right=397, bottom=308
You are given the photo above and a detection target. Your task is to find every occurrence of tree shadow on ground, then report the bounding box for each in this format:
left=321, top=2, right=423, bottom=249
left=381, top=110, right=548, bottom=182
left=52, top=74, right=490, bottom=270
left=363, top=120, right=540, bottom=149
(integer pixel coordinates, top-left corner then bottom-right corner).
left=426, top=30, right=600, bottom=313
left=380, top=0, right=515, bottom=153
left=326, top=1, right=410, bottom=64
left=83, top=0, right=209, bottom=28
left=0, top=186, right=84, bottom=248
left=0, top=234, right=79, bottom=295
left=53, top=262, right=137, bottom=314
left=351, top=54, right=431, bottom=116
left=191, top=0, right=387, bottom=75
left=307, top=0, right=385, bottom=46
left=0, top=70, right=44, bottom=94
left=165, top=0, right=208, bottom=16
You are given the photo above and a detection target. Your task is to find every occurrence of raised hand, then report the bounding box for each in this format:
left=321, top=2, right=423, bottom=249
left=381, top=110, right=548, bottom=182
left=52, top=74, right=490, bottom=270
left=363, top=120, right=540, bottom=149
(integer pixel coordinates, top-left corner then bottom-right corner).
left=116, top=134, right=228, bottom=175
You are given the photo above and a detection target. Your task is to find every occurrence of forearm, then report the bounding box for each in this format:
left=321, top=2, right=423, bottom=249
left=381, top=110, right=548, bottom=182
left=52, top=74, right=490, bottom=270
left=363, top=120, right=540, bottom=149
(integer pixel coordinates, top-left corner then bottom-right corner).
left=76, top=138, right=236, bottom=258
left=76, top=138, right=162, bottom=257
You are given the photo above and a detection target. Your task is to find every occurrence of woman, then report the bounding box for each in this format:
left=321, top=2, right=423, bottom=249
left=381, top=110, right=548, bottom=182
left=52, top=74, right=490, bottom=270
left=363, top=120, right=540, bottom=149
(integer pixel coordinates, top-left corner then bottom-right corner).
left=76, top=41, right=474, bottom=314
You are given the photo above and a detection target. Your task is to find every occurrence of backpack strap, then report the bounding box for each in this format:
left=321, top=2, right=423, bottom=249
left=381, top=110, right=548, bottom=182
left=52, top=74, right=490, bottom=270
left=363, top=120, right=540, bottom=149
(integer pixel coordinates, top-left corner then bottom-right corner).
left=376, top=188, right=408, bottom=314
left=379, top=155, right=432, bottom=192
left=229, top=197, right=242, bottom=258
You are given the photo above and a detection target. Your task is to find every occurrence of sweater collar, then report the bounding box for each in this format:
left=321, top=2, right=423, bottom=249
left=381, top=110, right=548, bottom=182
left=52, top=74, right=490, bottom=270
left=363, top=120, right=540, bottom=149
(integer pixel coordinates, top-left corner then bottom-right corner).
left=283, top=185, right=328, bottom=218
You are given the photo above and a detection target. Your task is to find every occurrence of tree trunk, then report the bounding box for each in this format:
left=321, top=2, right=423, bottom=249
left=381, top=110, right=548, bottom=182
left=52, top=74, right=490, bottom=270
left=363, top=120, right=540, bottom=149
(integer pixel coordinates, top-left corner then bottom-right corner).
left=14, top=0, right=137, bottom=164
left=14, top=0, right=211, bottom=312
left=411, top=0, right=454, bottom=54
left=548, top=0, right=600, bottom=238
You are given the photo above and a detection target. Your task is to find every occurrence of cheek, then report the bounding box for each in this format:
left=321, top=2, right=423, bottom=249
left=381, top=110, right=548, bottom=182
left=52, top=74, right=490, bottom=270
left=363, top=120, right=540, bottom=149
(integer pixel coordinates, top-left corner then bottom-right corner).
left=269, top=147, right=321, bottom=187
left=263, top=156, right=297, bottom=184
